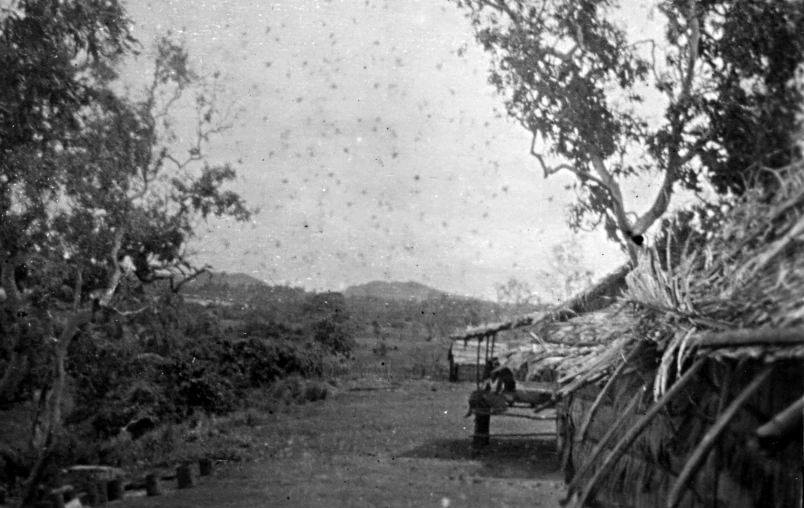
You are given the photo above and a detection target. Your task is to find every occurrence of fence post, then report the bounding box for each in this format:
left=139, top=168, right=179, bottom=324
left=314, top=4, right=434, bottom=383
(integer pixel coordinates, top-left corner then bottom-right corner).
left=48, top=491, right=65, bottom=508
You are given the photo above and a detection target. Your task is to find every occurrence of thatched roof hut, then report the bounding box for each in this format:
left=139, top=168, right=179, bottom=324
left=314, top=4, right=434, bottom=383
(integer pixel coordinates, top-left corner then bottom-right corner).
left=451, top=162, right=804, bottom=507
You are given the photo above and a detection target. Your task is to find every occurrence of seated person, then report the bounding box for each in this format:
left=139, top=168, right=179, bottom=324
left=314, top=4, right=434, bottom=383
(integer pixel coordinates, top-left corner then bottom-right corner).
left=491, top=364, right=516, bottom=405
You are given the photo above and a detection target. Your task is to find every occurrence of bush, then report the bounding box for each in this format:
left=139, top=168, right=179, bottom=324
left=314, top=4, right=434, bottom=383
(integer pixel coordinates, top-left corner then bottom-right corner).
left=67, top=331, right=170, bottom=438
left=266, top=376, right=328, bottom=405
left=164, top=358, right=238, bottom=416
left=234, top=338, right=324, bottom=385
left=311, top=317, right=355, bottom=356
left=236, top=318, right=304, bottom=340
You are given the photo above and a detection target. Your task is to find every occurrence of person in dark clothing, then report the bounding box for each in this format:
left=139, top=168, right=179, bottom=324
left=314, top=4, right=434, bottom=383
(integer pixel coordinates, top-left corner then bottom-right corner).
left=482, top=358, right=496, bottom=381
left=492, top=364, right=516, bottom=405
left=492, top=366, right=516, bottom=393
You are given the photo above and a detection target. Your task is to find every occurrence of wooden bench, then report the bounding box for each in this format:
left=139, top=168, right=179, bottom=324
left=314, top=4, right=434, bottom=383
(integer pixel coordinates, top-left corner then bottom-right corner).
left=469, top=382, right=558, bottom=445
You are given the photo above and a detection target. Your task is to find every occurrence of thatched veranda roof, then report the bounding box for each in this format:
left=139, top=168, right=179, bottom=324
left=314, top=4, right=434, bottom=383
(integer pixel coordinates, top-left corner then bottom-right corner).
left=451, top=160, right=804, bottom=508
left=450, top=262, right=631, bottom=343
left=454, top=160, right=804, bottom=382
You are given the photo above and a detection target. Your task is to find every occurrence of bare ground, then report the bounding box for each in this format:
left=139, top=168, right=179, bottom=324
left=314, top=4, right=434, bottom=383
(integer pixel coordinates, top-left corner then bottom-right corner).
left=123, top=380, right=567, bottom=508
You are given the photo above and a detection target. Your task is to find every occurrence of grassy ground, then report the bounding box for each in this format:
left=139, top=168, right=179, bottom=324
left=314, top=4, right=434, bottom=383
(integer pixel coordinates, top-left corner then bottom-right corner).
left=122, top=379, right=566, bottom=508
left=334, top=332, right=449, bottom=380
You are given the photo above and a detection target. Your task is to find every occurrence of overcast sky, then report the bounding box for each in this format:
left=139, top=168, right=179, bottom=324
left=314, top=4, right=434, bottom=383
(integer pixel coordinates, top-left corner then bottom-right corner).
left=120, top=0, right=668, bottom=300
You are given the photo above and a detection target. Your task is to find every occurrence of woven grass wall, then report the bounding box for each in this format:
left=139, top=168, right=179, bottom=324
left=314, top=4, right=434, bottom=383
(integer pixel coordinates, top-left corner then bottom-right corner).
left=559, top=360, right=803, bottom=508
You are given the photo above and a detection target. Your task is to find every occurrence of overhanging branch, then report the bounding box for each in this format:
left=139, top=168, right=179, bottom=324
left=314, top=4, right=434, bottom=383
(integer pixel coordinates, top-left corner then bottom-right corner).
left=530, top=134, right=608, bottom=189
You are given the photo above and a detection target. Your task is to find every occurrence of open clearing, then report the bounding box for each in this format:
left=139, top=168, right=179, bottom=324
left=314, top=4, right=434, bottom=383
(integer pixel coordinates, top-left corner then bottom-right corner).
left=124, top=380, right=566, bottom=508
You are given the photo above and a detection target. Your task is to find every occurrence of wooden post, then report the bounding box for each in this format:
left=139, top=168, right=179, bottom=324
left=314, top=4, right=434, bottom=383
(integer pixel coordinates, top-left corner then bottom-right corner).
left=475, top=338, right=482, bottom=387
left=95, top=480, right=108, bottom=505
left=48, top=491, right=65, bottom=508
left=199, top=458, right=214, bottom=477
left=82, top=482, right=98, bottom=506
left=176, top=464, right=195, bottom=489
left=145, top=473, right=162, bottom=496
left=473, top=412, right=490, bottom=446
left=106, top=479, right=123, bottom=502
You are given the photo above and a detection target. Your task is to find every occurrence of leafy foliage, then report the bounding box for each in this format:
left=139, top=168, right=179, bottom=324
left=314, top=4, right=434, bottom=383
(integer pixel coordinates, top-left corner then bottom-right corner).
left=302, top=292, right=356, bottom=356
left=454, top=0, right=804, bottom=258
left=691, top=1, right=804, bottom=194
left=0, top=3, right=254, bottom=500
left=495, top=277, right=539, bottom=308
left=64, top=302, right=332, bottom=441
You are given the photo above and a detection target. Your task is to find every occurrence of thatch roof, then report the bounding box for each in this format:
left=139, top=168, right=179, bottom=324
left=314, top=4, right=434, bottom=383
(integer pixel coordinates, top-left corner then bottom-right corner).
left=449, top=263, right=635, bottom=390
left=455, top=160, right=804, bottom=381
left=452, top=160, right=804, bottom=508
left=450, top=262, right=632, bottom=342
left=558, top=161, right=804, bottom=508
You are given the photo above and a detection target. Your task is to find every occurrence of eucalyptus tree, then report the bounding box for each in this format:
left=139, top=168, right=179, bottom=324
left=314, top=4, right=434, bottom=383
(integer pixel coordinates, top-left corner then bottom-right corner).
left=454, top=0, right=804, bottom=260
left=0, top=1, right=249, bottom=498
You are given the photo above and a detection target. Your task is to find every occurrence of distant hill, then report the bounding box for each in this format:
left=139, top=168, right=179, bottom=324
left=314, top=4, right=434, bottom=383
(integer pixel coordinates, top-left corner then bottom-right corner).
left=182, top=271, right=269, bottom=290
left=343, top=280, right=451, bottom=301
left=177, top=271, right=272, bottom=305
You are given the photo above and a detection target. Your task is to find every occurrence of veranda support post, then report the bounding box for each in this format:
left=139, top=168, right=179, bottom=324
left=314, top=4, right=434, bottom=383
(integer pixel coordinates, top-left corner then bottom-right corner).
left=473, top=412, right=490, bottom=446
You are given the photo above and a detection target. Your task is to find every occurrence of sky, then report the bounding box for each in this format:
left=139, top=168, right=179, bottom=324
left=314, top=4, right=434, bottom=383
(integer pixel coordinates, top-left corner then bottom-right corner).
left=119, top=0, right=663, bottom=300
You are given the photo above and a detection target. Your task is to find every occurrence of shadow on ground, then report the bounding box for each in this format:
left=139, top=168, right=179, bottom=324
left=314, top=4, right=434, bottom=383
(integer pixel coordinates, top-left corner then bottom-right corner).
left=400, top=437, right=561, bottom=480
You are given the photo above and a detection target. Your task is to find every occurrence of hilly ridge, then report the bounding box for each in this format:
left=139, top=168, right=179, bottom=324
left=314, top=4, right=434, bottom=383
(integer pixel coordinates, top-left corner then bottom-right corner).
left=182, top=271, right=269, bottom=289
left=179, top=272, right=465, bottom=305
left=342, top=280, right=452, bottom=301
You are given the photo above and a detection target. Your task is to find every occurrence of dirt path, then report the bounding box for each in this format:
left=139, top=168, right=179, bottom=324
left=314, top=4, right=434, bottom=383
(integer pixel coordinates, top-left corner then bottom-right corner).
left=124, top=380, right=566, bottom=508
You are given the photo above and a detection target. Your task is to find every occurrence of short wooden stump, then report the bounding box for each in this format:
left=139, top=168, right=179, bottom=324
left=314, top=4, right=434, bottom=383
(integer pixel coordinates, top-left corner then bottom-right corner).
left=199, top=458, right=214, bottom=476
left=145, top=473, right=162, bottom=497
left=95, top=480, right=108, bottom=505
left=106, top=478, right=124, bottom=502
left=176, top=464, right=195, bottom=489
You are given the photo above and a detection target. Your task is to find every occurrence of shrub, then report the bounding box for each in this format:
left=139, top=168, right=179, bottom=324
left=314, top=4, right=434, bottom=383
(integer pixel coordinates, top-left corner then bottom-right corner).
left=234, top=338, right=324, bottom=385
left=310, top=317, right=355, bottom=356
left=236, top=318, right=304, bottom=340
left=266, top=376, right=328, bottom=405
left=163, top=357, right=238, bottom=417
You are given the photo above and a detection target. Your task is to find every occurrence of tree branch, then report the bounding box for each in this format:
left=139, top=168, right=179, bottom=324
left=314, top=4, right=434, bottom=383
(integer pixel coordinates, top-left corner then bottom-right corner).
left=72, top=269, right=82, bottom=312
left=630, top=2, right=701, bottom=239
left=680, top=0, right=700, bottom=104
left=631, top=168, right=675, bottom=236
left=171, top=264, right=210, bottom=293
left=588, top=154, right=630, bottom=223
left=530, top=134, right=611, bottom=190
left=99, top=229, right=124, bottom=307
left=480, top=0, right=524, bottom=30
left=0, top=244, right=23, bottom=309
left=530, top=134, right=576, bottom=176
left=109, top=305, right=148, bottom=317
left=0, top=240, right=29, bottom=402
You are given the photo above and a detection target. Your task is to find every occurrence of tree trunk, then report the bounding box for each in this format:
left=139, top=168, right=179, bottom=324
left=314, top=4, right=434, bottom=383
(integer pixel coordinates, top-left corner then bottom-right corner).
left=0, top=253, right=31, bottom=403
left=0, top=347, right=29, bottom=403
